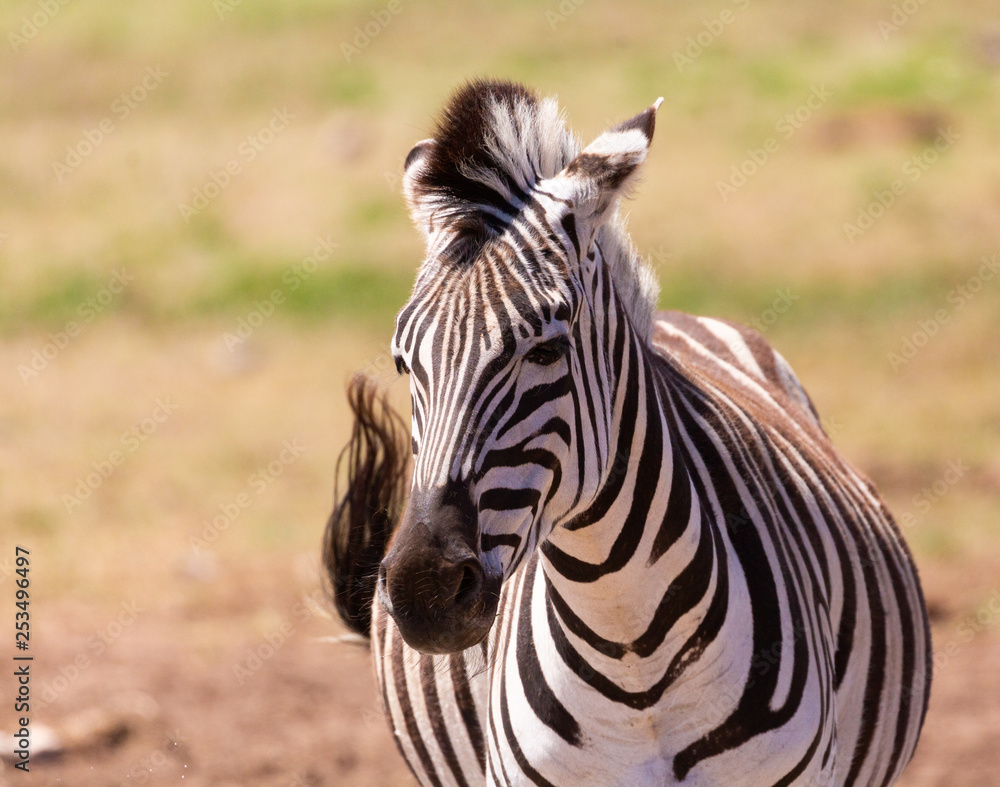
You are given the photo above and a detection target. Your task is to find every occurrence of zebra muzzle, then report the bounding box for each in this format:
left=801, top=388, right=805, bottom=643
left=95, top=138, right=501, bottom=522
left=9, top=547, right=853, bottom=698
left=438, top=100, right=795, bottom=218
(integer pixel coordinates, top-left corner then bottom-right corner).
left=378, top=504, right=500, bottom=654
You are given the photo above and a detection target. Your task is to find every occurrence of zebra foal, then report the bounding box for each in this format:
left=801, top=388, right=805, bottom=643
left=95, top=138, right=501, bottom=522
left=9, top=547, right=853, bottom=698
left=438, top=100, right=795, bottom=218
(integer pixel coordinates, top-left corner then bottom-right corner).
left=324, top=80, right=931, bottom=786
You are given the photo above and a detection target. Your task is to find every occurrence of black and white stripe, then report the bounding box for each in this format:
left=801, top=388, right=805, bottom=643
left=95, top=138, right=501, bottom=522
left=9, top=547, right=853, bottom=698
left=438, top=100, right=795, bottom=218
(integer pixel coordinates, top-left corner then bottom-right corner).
left=326, top=80, right=930, bottom=787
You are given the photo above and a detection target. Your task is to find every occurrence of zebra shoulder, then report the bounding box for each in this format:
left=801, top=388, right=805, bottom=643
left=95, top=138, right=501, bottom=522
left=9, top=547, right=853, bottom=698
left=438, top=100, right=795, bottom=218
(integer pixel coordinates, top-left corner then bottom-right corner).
left=650, top=309, right=825, bottom=432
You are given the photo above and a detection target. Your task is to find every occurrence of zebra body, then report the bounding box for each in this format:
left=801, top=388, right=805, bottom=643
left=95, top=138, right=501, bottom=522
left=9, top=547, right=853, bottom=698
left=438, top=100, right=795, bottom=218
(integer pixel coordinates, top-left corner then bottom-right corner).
left=326, top=81, right=930, bottom=787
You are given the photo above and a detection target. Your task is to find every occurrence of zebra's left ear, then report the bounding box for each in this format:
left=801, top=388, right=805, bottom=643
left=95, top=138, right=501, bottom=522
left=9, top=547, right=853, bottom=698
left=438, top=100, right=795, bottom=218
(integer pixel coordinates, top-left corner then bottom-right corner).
left=550, top=97, right=662, bottom=254
left=402, top=138, right=437, bottom=239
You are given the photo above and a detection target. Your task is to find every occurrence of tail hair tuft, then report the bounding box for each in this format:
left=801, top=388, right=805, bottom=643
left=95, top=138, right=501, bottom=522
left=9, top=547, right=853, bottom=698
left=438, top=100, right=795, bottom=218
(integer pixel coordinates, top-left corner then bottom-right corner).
left=323, top=373, right=409, bottom=638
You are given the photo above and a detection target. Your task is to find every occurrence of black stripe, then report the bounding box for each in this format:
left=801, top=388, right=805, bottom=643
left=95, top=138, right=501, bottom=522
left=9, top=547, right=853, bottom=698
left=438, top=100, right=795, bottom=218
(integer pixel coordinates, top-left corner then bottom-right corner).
left=391, top=631, right=444, bottom=787
left=421, top=657, right=469, bottom=787
left=376, top=613, right=413, bottom=771
left=555, top=324, right=640, bottom=533
left=572, top=315, right=604, bottom=475
left=669, top=378, right=803, bottom=779
left=449, top=653, right=486, bottom=774
left=495, top=565, right=557, bottom=787
left=516, top=557, right=582, bottom=745
left=559, top=213, right=579, bottom=260
left=487, top=580, right=515, bottom=785
left=542, top=343, right=662, bottom=583
left=496, top=378, right=571, bottom=441
left=480, top=532, right=521, bottom=553
left=877, top=514, right=919, bottom=784
left=648, top=392, right=692, bottom=564
left=812, top=469, right=859, bottom=692
left=479, top=487, right=540, bottom=514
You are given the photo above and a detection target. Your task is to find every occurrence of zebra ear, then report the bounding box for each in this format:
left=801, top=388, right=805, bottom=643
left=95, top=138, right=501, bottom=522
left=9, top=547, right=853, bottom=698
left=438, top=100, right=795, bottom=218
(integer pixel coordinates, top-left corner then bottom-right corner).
left=402, top=139, right=437, bottom=238
left=551, top=97, right=663, bottom=253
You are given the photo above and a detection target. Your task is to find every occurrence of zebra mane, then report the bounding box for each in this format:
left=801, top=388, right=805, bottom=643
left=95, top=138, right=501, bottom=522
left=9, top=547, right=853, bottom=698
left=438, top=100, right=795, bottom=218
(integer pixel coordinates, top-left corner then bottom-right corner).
left=409, top=79, right=660, bottom=341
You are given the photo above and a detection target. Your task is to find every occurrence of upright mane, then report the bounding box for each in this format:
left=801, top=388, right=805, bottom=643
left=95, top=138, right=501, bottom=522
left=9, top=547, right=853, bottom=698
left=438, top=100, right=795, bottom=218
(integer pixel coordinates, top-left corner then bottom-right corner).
left=407, top=79, right=659, bottom=340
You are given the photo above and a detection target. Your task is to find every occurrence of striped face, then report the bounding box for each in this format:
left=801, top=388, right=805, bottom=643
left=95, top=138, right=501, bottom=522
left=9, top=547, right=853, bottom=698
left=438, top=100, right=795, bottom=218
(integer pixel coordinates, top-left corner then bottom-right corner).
left=393, top=220, right=582, bottom=565
left=377, top=97, right=659, bottom=654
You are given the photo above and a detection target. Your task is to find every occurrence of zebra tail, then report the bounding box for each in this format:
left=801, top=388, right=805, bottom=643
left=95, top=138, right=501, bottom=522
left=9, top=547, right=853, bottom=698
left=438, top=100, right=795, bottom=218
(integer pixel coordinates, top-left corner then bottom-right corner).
left=323, top=373, right=409, bottom=638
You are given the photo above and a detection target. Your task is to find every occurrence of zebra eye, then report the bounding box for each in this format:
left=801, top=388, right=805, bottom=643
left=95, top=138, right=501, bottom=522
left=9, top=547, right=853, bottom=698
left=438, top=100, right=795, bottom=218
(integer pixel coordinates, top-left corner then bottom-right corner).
left=395, top=356, right=410, bottom=375
left=524, top=336, right=570, bottom=366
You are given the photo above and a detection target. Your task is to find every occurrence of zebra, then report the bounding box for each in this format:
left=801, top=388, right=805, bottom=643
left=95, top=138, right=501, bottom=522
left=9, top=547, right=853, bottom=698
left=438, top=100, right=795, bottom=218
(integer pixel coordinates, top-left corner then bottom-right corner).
left=324, top=79, right=931, bottom=786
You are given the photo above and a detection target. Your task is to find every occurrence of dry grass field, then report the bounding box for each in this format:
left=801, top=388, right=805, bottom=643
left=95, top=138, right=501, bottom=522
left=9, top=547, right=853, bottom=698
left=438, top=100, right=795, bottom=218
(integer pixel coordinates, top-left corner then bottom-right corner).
left=0, top=0, right=998, bottom=784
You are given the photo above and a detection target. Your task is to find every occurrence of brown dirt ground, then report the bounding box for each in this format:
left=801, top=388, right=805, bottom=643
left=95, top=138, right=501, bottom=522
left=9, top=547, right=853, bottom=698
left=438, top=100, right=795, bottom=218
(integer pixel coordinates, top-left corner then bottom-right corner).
left=1, top=558, right=998, bottom=787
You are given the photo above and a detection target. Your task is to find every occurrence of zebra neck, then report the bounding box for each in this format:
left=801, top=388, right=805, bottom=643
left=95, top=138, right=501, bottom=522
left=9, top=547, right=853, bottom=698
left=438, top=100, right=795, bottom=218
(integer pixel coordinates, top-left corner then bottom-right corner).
left=540, top=329, right=705, bottom=648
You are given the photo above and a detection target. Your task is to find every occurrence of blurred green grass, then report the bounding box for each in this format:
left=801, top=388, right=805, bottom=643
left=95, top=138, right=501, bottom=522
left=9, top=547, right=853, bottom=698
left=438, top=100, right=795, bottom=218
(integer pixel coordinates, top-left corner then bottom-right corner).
left=3, top=0, right=999, bottom=315
left=3, top=254, right=993, bottom=334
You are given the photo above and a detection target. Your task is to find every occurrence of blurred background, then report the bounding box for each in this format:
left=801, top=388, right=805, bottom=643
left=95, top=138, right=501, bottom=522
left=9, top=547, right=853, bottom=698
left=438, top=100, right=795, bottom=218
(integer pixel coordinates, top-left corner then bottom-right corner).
left=0, top=0, right=998, bottom=784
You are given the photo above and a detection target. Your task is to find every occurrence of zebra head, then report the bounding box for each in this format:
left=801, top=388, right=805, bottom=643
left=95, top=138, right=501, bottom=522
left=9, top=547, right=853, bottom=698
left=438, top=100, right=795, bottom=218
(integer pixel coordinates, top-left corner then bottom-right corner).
left=377, top=81, right=660, bottom=654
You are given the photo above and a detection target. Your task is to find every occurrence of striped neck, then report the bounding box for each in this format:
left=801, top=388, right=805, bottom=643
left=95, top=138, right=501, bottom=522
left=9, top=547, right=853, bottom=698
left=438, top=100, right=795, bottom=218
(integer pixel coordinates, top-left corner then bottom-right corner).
left=537, top=254, right=703, bottom=651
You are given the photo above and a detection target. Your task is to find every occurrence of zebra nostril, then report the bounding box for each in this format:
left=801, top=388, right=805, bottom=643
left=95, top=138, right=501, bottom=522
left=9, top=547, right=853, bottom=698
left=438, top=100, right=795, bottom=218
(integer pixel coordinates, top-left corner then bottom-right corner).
left=453, top=561, right=483, bottom=607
